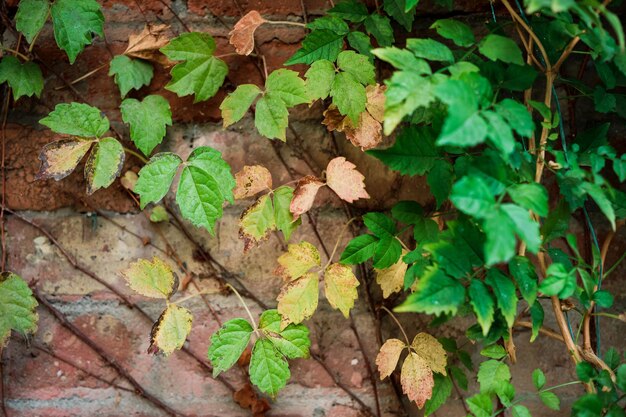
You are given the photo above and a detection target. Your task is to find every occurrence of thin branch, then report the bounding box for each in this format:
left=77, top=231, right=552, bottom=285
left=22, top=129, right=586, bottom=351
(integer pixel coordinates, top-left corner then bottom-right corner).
left=380, top=306, right=410, bottom=347
left=514, top=321, right=565, bottom=342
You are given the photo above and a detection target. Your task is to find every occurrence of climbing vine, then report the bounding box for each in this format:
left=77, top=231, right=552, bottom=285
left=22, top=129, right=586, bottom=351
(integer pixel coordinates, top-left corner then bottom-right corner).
left=1, top=0, right=626, bottom=415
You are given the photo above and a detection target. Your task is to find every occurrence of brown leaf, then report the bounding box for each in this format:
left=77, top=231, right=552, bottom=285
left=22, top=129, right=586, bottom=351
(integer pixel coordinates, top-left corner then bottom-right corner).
left=124, top=23, right=171, bottom=65
left=322, top=105, right=351, bottom=133
left=233, top=383, right=271, bottom=416
left=229, top=11, right=267, bottom=56
left=410, top=333, right=447, bottom=376
left=376, top=338, right=406, bottom=380
left=366, top=84, right=386, bottom=122
left=400, top=352, right=434, bottom=409
left=36, top=138, right=94, bottom=181
left=326, top=157, right=370, bottom=203
left=344, top=111, right=383, bottom=151
left=289, top=175, right=325, bottom=218
left=234, top=165, right=273, bottom=199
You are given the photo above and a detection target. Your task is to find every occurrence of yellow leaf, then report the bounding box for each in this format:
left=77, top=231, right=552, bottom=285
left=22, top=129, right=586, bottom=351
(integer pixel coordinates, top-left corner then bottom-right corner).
left=323, top=263, right=359, bottom=318
left=36, top=138, right=94, bottom=181
left=149, top=304, right=193, bottom=356
left=229, top=10, right=267, bottom=56
left=375, top=252, right=408, bottom=298
left=233, top=165, right=273, bottom=199
left=411, top=332, right=447, bottom=376
left=376, top=338, right=405, bottom=380
left=365, top=84, right=386, bottom=122
left=122, top=257, right=177, bottom=299
left=275, top=241, right=320, bottom=281
left=326, top=157, right=370, bottom=203
left=401, top=352, right=434, bottom=409
left=277, top=272, right=319, bottom=328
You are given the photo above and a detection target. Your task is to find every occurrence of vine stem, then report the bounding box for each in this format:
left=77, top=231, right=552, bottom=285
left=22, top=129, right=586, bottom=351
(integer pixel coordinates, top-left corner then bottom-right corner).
left=123, top=147, right=148, bottom=164
left=226, top=283, right=258, bottom=330
left=0, top=47, right=29, bottom=61
left=54, top=63, right=108, bottom=90
left=172, top=289, right=219, bottom=305
left=322, top=217, right=356, bottom=270
left=380, top=306, right=411, bottom=347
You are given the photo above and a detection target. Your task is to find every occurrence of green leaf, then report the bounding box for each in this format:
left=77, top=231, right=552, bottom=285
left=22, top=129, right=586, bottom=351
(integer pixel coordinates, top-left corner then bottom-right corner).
left=539, top=264, right=576, bottom=299
left=221, top=84, right=261, bottom=128
left=207, top=318, right=253, bottom=377
left=424, top=374, right=452, bottom=416
left=255, top=93, right=289, bottom=141
left=347, top=31, right=373, bottom=58
left=434, top=79, right=487, bottom=147
left=340, top=234, right=379, bottom=264
left=373, top=237, right=402, bottom=269
left=467, top=393, right=493, bottom=417
left=305, top=60, right=336, bottom=101
left=495, top=98, right=534, bottom=138
left=479, top=34, right=524, bottom=65
left=485, top=269, right=518, bottom=328
left=330, top=72, right=367, bottom=123
left=407, top=38, right=455, bottom=63
left=337, top=51, right=375, bottom=85
left=0, top=56, right=44, bottom=101
left=186, top=147, right=235, bottom=204
left=450, top=175, right=494, bottom=219
left=121, top=257, right=176, bottom=299
left=364, top=212, right=396, bottom=238
left=150, top=206, right=169, bottom=223
left=273, top=186, right=300, bottom=241
left=307, top=16, right=350, bottom=35
left=149, top=304, right=192, bottom=356
left=328, top=0, right=369, bottom=22
left=16, top=0, right=49, bottom=44
left=500, top=203, right=541, bottom=252
left=483, top=207, right=516, bottom=265
left=120, top=95, right=172, bottom=156
left=582, top=182, right=616, bottom=230
left=108, top=55, right=153, bottom=98
left=391, top=200, right=424, bottom=225
left=364, top=14, right=395, bottom=47
left=265, top=69, right=309, bottom=107
left=529, top=301, right=543, bottom=342
left=593, top=290, right=614, bottom=308
left=40, top=102, right=109, bottom=138
left=135, top=153, right=182, bottom=209
left=532, top=368, right=546, bottom=390
left=250, top=338, right=291, bottom=397
left=396, top=267, right=465, bottom=316
left=161, top=32, right=227, bottom=102
left=285, top=30, right=345, bottom=65
left=482, top=110, right=515, bottom=156
left=368, top=126, right=440, bottom=175
left=239, top=195, right=276, bottom=248
left=501, top=64, right=538, bottom=91
left=430, top=19, right=475, bottom=47
left=262, top=312, right=311, bottom=359
left=383, top=0, right=416, bottom=31
left=508, top=183, right=549, bottom=217
left=512, top=405, right=532, bottom=417
left=478, top=360, right=511, bottom=394
left=539, top=391, right=560, bottom=410
left=372, top=47, right=431, bottom=73
left=84, top=137, right=125, bottom=194
left=50, top=0, right=104, bottom=64
left=382, top=71, right=435, bottom=134
left=616, top=364, right=626, bottom=391
left=469, top=279, right=495, bottom=336
left=176, top=166, right=223, bottom=234
left=480, top=345, right=507, bottom=359
left=509, top=256, right=538, bottom=305
left=0, top=272, right=38, bottom=347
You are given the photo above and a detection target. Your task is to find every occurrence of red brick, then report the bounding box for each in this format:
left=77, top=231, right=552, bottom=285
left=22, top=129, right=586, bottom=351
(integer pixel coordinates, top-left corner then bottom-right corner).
left=188, top=0, right=329, bottom=17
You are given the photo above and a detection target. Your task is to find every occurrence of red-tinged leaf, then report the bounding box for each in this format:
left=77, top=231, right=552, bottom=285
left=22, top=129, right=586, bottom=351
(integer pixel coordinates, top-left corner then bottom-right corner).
left=234, top=165, right=273, bottom=199
left=290, top=175, right=325, bottom=218
left=36, top=138, right=94, bottom=181
left=401, top=352, right=435, bottom=409
left=326, top=157, right=370, bottom=203
left=229, top=10, right=267, bottom=56
left=376, top=338, right=406, bottom=380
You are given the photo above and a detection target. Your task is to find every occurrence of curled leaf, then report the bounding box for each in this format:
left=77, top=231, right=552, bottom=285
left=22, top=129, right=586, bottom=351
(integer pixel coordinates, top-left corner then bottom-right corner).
left=229, top=10, right=267, bottom=56
left=148, top=304, right=192, bottom=356
left=234, top=165, right=273, bottom=199
left=323, top=263, right=359, bottom=318
left=36, top=138, right=94, bottom=181
left=124, top=23, right=171, bottom=65
left=289, top=175, right=325, bottom=219
left=275, top=241, right=321, bottom=281
left=121, top=257, right=177, bottom=299
left=376, top=338, right=406, bottom=380
left=401, top=352, right=434, bottom=409
left=326, top=157, right=370, bottom=203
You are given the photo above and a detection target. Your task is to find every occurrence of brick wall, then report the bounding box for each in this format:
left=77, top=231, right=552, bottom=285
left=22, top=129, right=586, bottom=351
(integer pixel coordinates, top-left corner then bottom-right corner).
left=2, top=1, right=625, bottom=417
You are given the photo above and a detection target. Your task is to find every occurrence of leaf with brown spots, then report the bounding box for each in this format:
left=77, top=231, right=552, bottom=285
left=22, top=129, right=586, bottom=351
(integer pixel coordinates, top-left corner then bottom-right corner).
left=124, top=23, right=171, bottom=65
left=239, top=194, right=276, bottom=252
left=84, top=137, right=125, bottom=195
left=121, top=257, right=178, bottom=299
left=289, top=175, right=325, bottom=219
left=376, top=338, right=406, bottom=380
left=323, top=263, right=359, bottom=317
left=36, top=138, right=94, bottom=181
left=375, top=251, right=408, bottom=298
left=410, top=333, right=447, bottom=376
left=275, top=241, right=321, bottom=281
left=148, top=304, right=193, bottom=356
left=277, top=272, right=319, bottom=328
left=229, top=10, right=267, bottom=56
left=234, top=165, right=273, bottom=199
left=326, top=157, right=370, bottom=203
left=401, top=352, right=434, bottom=409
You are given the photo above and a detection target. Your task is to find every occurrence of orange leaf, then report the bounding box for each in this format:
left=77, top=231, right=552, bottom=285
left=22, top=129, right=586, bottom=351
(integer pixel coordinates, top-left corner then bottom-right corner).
left=400, top=352, right=434, bottom=409
left=234, top=165, right=273, bottom=199
left=229, top=11, right=267, bottom=56
left=123, top=23, right=171, bottom=65
left=290, top=175, right=325, bottom=218
left=326, top=157, right=370, bottom=203
left=376, top=338, right=406, bottom=380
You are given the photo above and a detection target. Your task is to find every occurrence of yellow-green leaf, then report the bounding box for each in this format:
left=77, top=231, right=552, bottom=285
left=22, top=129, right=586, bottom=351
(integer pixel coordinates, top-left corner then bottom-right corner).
left=411, top=333, right=447, bottom=375
left=239, top=194, right=276, bottom=251
left=323, top=263, right=359, bottom=317
left=375, top=252, right=408, bottom=298
left=121, top=257, right=177, bottom=299
left=275, top=241, right=321, bottom=281
left=0, top=272, right=38, bottom=347
left=277, top=272, right=319, bottom=328
left=149, top=304, right=192, bottom=356
left=36, top=138, right=94, bottom=181
left=376, top=338, right=405, bottom=380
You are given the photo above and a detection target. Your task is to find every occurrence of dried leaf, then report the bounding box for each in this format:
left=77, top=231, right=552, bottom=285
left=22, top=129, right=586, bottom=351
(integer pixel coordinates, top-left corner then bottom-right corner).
left=375, top=252, right=408, bottom=298
left=229, top=10, right=267, bottom=56
left=401, top=352, right=434, bottom=409
left=148, top=304, right=192, bottom=356
left=124, top=23, right=171, bottom=65
left=365, top=84, right=386, bottom=122
left=323, top=263, right=359, bottom=317
left=36, top=138, right=94, bottom=181
left=233, top=383, right=271, bottom=416
left=411, top=333, right=447, bottom=375
left=289, top=175, right=325, bottom=219
left=121, top=257, right=177, bottom=299
left=277, top=272, right=319, bottom=328
left=345, top=111, right=383, bottom=150
left=322, top=105, right=351, bottom=132
left=326, top=157, right=370, bottom=203
left=376, top=338, right=406, bottom=380
left=120, top=170, right=138, bottom=191
left=234, top=165, right=273, bottom=199
left=275, top=241, right=321, bottom=281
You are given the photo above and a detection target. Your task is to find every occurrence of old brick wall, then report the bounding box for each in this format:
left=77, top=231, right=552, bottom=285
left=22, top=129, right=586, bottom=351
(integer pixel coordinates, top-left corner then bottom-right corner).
left=1, top=1, right=625, bottom=417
